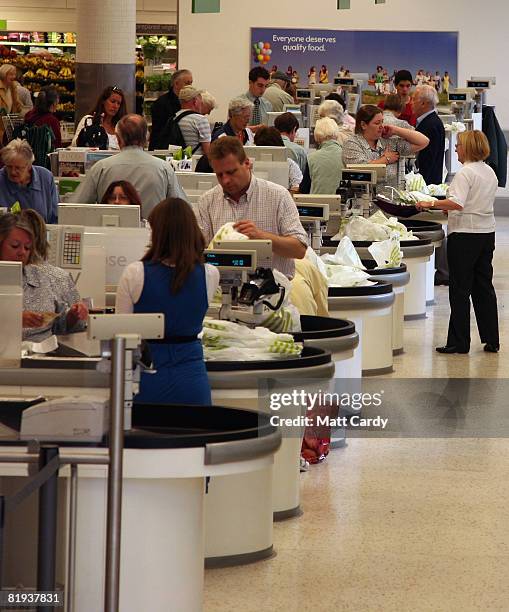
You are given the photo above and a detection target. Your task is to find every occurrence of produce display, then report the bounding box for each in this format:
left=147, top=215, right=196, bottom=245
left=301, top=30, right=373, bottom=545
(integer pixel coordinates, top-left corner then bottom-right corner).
left=0, top=32, right=165, bottom=119
left=0, top=50, right=76, bottom=119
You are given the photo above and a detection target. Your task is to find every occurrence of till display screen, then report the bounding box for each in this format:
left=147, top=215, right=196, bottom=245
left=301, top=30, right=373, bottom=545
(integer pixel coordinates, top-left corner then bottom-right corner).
left=449, top=93, right=468, bottom=101
left=297, top=206, right=325, bottom=218
left=467, top=81, right=489, bottom=89
left=342, top=171, right=373, bottom=182
left=205, top=252, right=253, bottom=267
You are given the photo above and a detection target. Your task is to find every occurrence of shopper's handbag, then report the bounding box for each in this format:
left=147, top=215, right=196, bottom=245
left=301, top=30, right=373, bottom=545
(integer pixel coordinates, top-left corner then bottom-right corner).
left=76, top=115, right=109, bottom=149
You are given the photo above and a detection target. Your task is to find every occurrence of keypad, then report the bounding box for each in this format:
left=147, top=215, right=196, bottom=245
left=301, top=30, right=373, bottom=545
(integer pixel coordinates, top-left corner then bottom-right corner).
left=62, top=232, right=81, bottom=266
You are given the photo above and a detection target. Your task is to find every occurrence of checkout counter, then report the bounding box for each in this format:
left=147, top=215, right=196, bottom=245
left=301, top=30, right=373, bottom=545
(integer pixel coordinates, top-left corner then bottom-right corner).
left=0, top=312, right=282, bottom=612
left=202, top=241, right=335, bottom=565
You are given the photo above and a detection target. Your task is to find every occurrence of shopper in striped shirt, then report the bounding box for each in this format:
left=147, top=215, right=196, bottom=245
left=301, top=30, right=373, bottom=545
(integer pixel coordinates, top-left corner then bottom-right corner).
left=175, top=86, right=211, bottom=155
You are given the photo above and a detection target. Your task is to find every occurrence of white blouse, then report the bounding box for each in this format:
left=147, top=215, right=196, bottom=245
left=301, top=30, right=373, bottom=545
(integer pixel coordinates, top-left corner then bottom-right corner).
left=447, top=161, right=498, bottom=234
left=116, top=261, right=220, bottom=314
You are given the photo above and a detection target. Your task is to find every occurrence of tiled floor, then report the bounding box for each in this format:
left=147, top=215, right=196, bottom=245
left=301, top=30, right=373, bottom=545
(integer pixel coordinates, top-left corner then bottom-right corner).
left=204, top=219, right=509, bottom=612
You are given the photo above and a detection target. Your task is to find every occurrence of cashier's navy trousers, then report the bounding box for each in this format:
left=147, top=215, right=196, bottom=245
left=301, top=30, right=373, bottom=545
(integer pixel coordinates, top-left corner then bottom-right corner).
left=133, top=262, right=211, bottom=405
left=446, top=232, right=499, bottom=351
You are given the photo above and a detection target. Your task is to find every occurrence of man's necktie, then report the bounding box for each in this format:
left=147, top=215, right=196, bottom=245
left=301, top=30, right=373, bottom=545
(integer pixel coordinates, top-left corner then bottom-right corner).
left=252, top=97, right=261, bottom=125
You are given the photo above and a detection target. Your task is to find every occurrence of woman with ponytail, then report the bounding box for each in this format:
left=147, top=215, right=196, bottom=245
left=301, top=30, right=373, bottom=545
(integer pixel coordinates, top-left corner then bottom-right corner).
left=116, top=197, right=219, bottom=405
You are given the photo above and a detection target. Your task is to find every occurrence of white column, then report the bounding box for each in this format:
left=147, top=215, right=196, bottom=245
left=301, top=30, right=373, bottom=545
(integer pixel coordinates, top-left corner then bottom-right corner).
left=75, top=0, right=136, bottom=123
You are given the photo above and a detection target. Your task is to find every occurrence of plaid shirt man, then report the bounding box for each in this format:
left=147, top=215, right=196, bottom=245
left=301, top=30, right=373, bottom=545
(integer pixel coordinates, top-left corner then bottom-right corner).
left=196, top=174, right=308, bottom=279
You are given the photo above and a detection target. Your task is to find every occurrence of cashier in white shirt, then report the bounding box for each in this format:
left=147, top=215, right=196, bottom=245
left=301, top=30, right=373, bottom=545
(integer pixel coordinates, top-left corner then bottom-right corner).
left=416, top=130, right=499, bottom=354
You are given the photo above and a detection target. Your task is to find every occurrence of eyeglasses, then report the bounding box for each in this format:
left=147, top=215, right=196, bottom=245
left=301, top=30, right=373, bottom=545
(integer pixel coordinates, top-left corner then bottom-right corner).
left=111, top=86, right=123, bottom=94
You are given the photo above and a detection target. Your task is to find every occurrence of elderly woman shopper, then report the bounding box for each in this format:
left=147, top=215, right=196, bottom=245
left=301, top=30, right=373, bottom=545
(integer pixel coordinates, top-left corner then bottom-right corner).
left=416, top=130, right=499, bottom=354
left=300, top=117, right=343, bottom=194
left=317, top=99, right=352, bottom=145
left=211, top=96, right=255, bottom=145
left=0, top=139, right=58, bottom=223
left=0, top=210, right=88, bottom=342
left=342, top=104, right=429, bottom=189
left=324, top=93, right=355, bottom=130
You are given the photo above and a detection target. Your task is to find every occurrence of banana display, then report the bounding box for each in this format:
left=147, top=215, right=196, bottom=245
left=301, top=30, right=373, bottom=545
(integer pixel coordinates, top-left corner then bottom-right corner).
left=0, top=46, right=147, bottom=120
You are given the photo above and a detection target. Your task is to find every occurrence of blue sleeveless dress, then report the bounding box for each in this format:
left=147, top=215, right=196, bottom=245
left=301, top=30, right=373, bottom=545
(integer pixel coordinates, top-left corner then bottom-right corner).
left=133, top=262, right=211, bottom=405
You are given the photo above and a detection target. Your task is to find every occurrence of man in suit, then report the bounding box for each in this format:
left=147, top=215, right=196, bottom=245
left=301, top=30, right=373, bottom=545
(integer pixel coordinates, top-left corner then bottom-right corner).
left=414, top=85, right=445, bottom=185
left=414, top=85, right=448, bottom=285
left=148, top=69, right=193, bottom=150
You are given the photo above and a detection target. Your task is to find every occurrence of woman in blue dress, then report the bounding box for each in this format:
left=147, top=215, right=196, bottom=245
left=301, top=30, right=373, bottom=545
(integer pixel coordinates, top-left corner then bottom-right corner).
left=116, top=197, right=219, bottom=405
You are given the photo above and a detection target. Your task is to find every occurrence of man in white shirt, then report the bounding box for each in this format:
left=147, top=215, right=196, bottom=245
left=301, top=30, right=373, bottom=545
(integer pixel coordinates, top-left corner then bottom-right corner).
left=196, top=136, right=307, bottom=279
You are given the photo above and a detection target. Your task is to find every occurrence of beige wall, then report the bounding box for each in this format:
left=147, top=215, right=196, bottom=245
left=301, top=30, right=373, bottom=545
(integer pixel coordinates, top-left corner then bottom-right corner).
left=178, top=0, right=509, bottom=128
left=0, top=0, right=177, bottom=31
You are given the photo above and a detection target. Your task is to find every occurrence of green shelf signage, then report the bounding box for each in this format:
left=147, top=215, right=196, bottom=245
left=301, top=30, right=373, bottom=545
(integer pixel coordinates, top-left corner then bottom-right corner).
left=0, top=20, right=7, bottom=30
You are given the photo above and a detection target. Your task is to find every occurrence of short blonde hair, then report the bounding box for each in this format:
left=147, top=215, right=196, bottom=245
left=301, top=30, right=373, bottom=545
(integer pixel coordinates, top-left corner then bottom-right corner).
left=314, top=117, right=340, bottom=145
left=1, top=138, right=34, bottom=166
left=457, top=130, right=490, bottom=162
left=318, top=100, right=344, bottom=126
left=178, top=85, right=201, bottom=103
left=200, top=90, right=217, bottom=112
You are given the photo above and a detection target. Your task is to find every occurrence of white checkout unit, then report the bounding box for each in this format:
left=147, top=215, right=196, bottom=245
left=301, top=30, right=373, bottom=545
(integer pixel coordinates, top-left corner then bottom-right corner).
left=0, top=302, right=281, bottom=612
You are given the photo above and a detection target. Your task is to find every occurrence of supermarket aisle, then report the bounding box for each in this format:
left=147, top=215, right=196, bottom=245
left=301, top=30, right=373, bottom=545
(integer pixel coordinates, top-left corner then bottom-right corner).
left=204, top=219, right=509, bottom=612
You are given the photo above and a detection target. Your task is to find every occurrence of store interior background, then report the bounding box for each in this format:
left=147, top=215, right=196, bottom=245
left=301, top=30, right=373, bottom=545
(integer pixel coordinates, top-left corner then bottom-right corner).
left=2, top=0, right=507, bottom=130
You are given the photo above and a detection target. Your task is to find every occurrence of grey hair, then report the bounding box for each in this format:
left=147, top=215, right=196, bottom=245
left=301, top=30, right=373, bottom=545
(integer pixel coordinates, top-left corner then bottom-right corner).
left=200, top=90, right=217, bottom=111
left=1, top=138, right=34, bottom=165
left=172, top=69, right=192, bottom=87
left=318, top=100, right=344, bottom=126
left=228, top=96, right=254, bottom=117
left=314, top=117, right=340, bottom=144
left=178, top=85, right=201, bottom=103
left=414, top=84, right=439, bottom=108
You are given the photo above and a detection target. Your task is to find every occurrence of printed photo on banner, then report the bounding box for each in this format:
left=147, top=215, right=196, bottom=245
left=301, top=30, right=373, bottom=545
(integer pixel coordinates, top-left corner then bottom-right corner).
left=251, top=28, right=458, bottom=105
